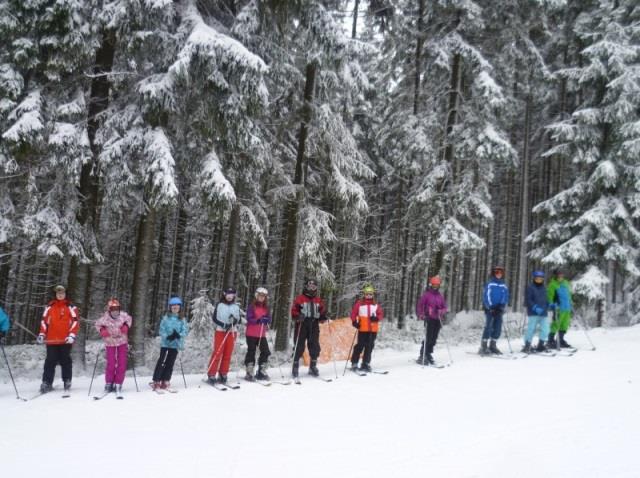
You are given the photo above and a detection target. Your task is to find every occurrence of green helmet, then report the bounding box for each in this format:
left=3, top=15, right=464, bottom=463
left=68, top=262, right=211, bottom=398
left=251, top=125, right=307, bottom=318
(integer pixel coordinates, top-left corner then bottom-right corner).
left=362, top=283, right=375, bottom=295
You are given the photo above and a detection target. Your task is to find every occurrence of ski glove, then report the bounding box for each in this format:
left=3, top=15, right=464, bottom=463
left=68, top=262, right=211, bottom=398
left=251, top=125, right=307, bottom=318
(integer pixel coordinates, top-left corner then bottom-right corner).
left=65, top=335, right=75, bottom=344
left=99, top=327, right=110, bottom=338
left=167, top=330, right=181, bottom=341
left=120, top=323, right=129, bottom=334
left=370, top=315, right=379, bottom=322
left=37, top=334, right=45, bottom=344
left=548, top=303, right=557, bottom=310
left=257, top=317, right=270, bottom=325
left=352, top=320, right=360, bottom=329
left=532, top=305, right=544, bottom=316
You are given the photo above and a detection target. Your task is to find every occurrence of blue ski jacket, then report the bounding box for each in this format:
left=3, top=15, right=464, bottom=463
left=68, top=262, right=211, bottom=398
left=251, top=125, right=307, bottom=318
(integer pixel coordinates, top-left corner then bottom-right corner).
left=159, top=314, right=189, bottom=350
left=483, top=277, right=509, bottom=310
left=0, top=306, right=9, bottom=334
left=525, top=283, right=549, bottom=316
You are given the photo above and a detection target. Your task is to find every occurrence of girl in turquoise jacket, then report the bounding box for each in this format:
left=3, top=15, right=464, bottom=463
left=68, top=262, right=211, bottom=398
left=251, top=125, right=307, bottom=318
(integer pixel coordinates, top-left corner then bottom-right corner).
left=151, top=297, right=189, bottom=390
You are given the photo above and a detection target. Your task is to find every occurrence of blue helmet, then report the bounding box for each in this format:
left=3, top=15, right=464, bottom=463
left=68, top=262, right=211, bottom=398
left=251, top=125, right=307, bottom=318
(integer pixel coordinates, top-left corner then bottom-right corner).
left=168, top=297, right=183, bottom=307
left=532, top=270, right=545, bottom=278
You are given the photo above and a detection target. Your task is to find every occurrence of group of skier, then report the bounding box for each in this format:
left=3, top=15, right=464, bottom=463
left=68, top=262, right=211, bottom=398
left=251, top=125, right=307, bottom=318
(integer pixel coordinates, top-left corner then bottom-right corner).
left=0, top=265, right=575, bottom=396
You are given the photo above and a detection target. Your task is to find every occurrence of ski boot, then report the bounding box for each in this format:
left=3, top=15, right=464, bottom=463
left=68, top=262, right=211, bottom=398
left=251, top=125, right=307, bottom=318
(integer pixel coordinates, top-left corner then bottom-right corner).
left=489, top=340, right=502, bottom=355
left=547, top=332, right=557, bottom=349
left=521, top=342, right=532, bottom=354
left=351, top=362, right=359, bottom=371
left=256, top=365, right=270, bottom=381
left=39, top=382, right=52, bottom=394
left=150, top=381, right=162, bottom=391
left=309, top=360, right=319, bottom=377
left=292, top=361, right=299, bottom=378
left=426, top=354, right=435, bottom=365
left=559, top=331, right=572, bottom=348
left=217, top=375, right=227, bottom=385
left=245, top=363, right=255, bottom=382
left=105, top=383, right=114, bottom=392
left=63, top=380, right=72, bottom=391
left=479, top=339, right=489, bottom=355
left=536, top=340, right=547, bottom=352
left=160, top=381, right=170, bottom=389
left=115, top=384, right=123, bottom=393
left=206, top=375, right=217, bottom=385
left=360, top=363, right=372, bottom=372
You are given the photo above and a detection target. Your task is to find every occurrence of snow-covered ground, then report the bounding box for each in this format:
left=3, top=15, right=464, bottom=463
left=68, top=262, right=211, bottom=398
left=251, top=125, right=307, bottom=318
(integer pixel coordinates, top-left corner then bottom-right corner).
left=1, top=324, right=639, bottom=478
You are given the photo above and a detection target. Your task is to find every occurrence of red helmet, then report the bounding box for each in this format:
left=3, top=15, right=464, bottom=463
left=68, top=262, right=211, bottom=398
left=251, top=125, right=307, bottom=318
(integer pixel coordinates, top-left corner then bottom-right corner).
left=429, top=276, right=442, bottom=287
left=107, top=298, right=121, bottom=311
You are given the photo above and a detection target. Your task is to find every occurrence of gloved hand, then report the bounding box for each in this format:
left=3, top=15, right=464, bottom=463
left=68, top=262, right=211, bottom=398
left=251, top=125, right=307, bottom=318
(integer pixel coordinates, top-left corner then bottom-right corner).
left=99, top=327, right=110, bottom=338
left=548, top=303, right=557, bottom=310
left=0, top=331, right=5, bottom=339
left=257, top=317, right=270, bottom=325
left=370, top=315, right=379, bottom=322
left=352, top=320, right=360, bottom=329
left=65, top=335, right=75, bottom=344
left=120, top=323, right=129, bottom=334
left=167, top=330, right=180, bottom=341
left=37, top=334, right=45, bottom=344
left=532, top=305, right=544, bottom=316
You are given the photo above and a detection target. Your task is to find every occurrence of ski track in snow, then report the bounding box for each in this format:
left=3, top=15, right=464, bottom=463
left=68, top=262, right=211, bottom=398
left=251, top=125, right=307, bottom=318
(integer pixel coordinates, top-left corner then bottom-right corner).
left=1, top=326, right=639, bottom=478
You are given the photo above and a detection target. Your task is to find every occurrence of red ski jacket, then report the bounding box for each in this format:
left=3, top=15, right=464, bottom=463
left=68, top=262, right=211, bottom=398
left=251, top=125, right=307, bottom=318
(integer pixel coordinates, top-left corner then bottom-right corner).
left=291, top=293, right=326, bottom=321
left=40, top=299, right=79, bottom=344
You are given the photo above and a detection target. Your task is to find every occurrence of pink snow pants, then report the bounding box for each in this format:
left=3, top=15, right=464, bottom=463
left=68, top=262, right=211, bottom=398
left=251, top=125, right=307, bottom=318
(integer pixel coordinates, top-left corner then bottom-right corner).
left=105, top=344, right=128, bottom=385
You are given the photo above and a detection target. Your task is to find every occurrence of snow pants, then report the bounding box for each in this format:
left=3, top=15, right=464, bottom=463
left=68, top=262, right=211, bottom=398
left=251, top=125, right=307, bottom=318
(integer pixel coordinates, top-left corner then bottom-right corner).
left=482, top=310, right=503, bottom=340
left=244, top=335, right=270, bottom=366
left=550, top=310, right=572, bottom=334
left=524, top=315, right=549, bottom=344
left=152, top=347, right=178, bottom=382
left=105, top=344, right=128, bottom=385
left=351, top=331, right=377, bottom=365
left=293, top=319, right=320, bottom=362
left=42, top=344, right=72, bottom=385
left=207, top=330, right=236, bottom=377
left=419, top=319, right=441, bottom=357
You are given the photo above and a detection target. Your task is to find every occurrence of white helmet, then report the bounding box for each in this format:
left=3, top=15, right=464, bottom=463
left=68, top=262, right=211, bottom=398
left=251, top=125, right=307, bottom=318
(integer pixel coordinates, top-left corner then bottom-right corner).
left=255, top=287, right=268, bottom=298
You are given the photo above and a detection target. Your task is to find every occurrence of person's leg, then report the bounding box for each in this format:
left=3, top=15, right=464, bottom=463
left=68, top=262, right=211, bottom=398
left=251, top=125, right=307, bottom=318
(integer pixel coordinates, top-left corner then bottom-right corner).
left=207, top=330, right=227, bottom=377
left=59, top=344, right=73, bottom=383
left=152, top=347, right=169, bottom=382
left=105, top=346, right=116, bottom=384
left=220, top=332, right=236, bottom=376
left=362, top=332, right=378, bottom=366
left=114, top=344, right=128, bottom=385
left=351, top=331, right=366, bottom=365
left=161, top=348, right=178, bottom=382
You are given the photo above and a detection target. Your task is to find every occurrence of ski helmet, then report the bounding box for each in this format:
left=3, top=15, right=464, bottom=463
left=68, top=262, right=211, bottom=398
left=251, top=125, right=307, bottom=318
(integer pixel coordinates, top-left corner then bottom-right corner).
left=255, top=287, right=268, bottom=298
left=168, top=297, right=183, bottom=307
left=107, top=298, right=121, bottom=310
left=362, top=283, right=375, bottom=295
left=429, top=276, right=442, bottom=287
left=223, top=287, right=237, bottom=296
left=532, top=270, right=545, bottom=279
left=492, top=265, right=505, bottom=275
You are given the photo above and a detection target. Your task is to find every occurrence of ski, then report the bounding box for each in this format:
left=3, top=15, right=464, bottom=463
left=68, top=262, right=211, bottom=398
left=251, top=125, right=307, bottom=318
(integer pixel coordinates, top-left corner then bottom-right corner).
left=312, top=375, right=333, bottom=382
left=62, top=392, right=71, bottom=398
left=28, top=391, right=49, bottom=401
left=115, top=392, right=124, bottom=400
left=93, top=391, right=112, bottom=400
left=164, top=388, right=179, bottom=393
left=202, top=379, right=227, bottom=391
left=466, top=351, right=527, bottom=360
left=528, top=351, right=557, bottom=357
left=351, top=368, right=367, bottom=376
left=226, top=384, right=241, bottom=390
left=293, top=377, right=302, bottom=385
left=273, top=379, right=292, bottom=385
left=254, top=380, right=272, bottom=387
left=371, top=370, right=389, bottom=374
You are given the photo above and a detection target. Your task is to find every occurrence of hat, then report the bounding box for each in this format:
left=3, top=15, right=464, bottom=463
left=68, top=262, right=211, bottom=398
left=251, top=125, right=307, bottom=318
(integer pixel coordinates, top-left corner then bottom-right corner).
left=107, top=298, right=121, bottom=310
left=532, top=270, right=545, bottom=278
left=362, top=283, right=375, bottom=294
left=429, top=276, right=442, bottom=287
left=255, top=287, right=268, bottom=297
left=54, top=285, right=66, bottom=292
left=224, top=287, right=237, bottom=296
left=168, top=297, right=183, bottom=307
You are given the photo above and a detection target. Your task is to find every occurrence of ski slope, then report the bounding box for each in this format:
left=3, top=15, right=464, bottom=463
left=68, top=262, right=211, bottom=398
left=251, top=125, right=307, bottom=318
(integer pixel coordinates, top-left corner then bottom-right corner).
left=1, top=325, right=639, bottom=478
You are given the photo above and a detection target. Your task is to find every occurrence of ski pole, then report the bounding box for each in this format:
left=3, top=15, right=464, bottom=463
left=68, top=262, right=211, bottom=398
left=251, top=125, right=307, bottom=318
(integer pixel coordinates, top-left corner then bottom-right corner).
left=0, top=340, right=27, bottom=401
left=342, top=328, right=358, bottom=376
left=438, top=316, right=453, bottom=365
left=230, top=323, right=242, bottom=386
left=179, top=355, right=187, bottom=388
left=421, top=320, right=428, bottom=368
left=129, top=348, right=139, bottom=392
left=575, top=314, right=597, bottom=351
left=267, top=332, right=288, bottom=381
left=88, top=344, right=102, bottom=397
left=205, top=326, right=233, bottom=377
left=280, top=317, right=304, bottom=367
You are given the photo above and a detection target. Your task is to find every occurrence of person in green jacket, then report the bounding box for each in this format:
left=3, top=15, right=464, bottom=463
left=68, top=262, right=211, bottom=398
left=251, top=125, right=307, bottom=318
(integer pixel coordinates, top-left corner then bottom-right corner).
left=547, top=269, right=573, bottom=348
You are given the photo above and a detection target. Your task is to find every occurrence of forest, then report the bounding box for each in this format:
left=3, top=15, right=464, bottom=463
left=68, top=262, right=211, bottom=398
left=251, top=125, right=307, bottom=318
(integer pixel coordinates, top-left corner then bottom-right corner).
left=1, top=0, right=638, bottom=367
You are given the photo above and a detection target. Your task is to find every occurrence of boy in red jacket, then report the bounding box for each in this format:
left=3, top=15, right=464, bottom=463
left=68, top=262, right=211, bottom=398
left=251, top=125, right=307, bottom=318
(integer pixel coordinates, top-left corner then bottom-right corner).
left=350, top=283, right=383, bottom=372
left=290, top=278, right=327, bottom=378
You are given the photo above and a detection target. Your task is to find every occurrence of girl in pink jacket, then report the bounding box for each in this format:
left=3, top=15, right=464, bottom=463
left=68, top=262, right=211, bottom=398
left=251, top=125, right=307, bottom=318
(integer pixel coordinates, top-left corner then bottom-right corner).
left=95, top=298, right=132, bottom=393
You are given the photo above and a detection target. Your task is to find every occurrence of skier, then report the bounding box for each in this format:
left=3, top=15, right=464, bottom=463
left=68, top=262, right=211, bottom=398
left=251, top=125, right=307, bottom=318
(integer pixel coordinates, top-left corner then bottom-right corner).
left=151, top=297, right=189, bottom=391
left=37, top=285, right=79, bottom=393
left=206, top=287, right=241, bottom=384
left=0, top=305, right=9, bottom=340
left=244, top=287, right=272, bottom=381
left=350, top=283, right=384, bottom=372
left=95, top=298, right=132, bottom=394
left=480, top=266, right=510, bottom=355
left=547, top=269, right=573, bottom=348
left=522, top=271, right=551, bottom=353
left=416, top=276, right=448, bottom=365
left=290, top=278, right=327, bottom=378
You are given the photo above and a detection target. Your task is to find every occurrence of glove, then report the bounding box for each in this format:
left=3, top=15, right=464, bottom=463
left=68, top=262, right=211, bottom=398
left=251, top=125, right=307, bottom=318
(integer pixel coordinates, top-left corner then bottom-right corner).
left=0, top=331, right=5, bottom=338
left=120, top=323, right=129, bottom=334
left=167, top=330, right=180, bottom=341
left=65, top=335, right=75, bottom=344
left=352, top=320, right=360, bottom=329
left=532, top=305, right=544, bottom=316
left=370, top=315, right=379, bottom=323
left=37, top=334, right=45, bottom=344
left=257, top=317, right=270, bottom=325
left=99, top=327, right=110, bottom=338
left=548, top=303, right=557, bottom=310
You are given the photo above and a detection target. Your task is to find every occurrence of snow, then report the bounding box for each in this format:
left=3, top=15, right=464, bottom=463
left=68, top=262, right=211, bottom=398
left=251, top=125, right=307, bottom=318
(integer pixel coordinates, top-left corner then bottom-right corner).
left=3, top=321, right=638, bottom=478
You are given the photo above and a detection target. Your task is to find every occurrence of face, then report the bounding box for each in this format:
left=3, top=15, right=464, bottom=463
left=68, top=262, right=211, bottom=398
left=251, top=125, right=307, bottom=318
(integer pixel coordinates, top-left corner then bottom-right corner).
left=557, top=273, right=564, bottom=280
left=256, top=293, right=267, bottom=301
left=306, top=281, right=318, bottom=291
left=364, top=292, right=374, bottom=299
left=109, top=309, right=121, bottom=318
left=225, top=294, right=236, bottom=303
left=533, top=277, right=544, bottom=284
left=494, top=270, right=504, bottom=278
left=55, top=290, right=66, bottom=300
left=170, top=304, right=181, bottom=314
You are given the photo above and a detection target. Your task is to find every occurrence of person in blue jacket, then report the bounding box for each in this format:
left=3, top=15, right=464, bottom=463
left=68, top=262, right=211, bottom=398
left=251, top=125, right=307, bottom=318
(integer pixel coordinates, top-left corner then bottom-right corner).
left=151, top=297, right=189, bottom=390
left=0, top=305, right=10, bottom=340
left=480, top=265, right=510, bottom=355
left=522, top=270, right=552, bottom=353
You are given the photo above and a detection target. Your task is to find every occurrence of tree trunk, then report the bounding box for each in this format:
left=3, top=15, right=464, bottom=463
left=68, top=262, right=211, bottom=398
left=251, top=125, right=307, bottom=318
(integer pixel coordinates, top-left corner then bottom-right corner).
left=273, top=61, right=317, bottom=352
left=222, top=200, right=241, bottom=288
left=352, top=0, right=360, bottom=39
left=130, top=204, right=157, bottom=366
left=516, top=94, right=532, bottom=311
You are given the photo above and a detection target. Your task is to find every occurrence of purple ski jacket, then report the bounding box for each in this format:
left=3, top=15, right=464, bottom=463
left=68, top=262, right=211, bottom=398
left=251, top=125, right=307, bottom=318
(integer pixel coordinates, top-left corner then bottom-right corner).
left=416, top=288, right=448, bottom=321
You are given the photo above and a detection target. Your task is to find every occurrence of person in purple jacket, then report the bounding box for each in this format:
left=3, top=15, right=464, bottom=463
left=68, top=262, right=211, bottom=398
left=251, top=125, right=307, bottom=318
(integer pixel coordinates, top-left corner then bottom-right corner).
left=244, top=287, right=272, bottom=381
left=416, top=276, right=448, bottom=365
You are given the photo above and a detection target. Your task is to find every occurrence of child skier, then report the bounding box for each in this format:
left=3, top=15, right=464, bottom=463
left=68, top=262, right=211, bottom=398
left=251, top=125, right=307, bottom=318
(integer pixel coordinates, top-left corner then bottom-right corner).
left=547, top=269, right=573, bottom=348
left=0, top=305, right=9, bottom=340
left=244, top=287, right=272, bottom=381
left=480, top=266, right=510, bottom=355
left=207, top=287, right=241, bottom=384
left=416, top=276, right=448, bottom=365
left=37, top=285, right=79, bottom=393
left=95, top=298, right=132, bottom=394
left=350, top=283, right=384, bottom=372
left=522, top=271, right=551, bottom=353
left=290, top=278, right=327, bottom=378
left=151, top=297, right=189, bottom=391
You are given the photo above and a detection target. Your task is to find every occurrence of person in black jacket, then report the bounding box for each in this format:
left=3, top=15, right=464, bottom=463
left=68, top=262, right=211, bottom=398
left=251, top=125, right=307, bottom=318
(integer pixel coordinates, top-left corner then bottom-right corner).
left=522, top=271, right=552, bottom=353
